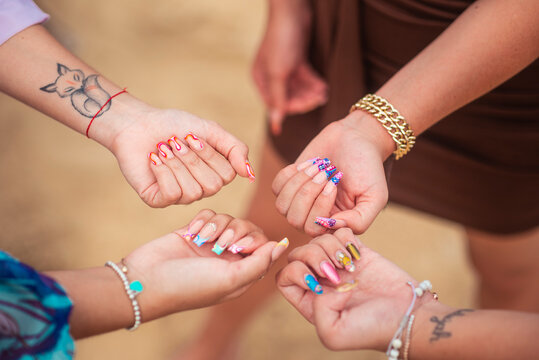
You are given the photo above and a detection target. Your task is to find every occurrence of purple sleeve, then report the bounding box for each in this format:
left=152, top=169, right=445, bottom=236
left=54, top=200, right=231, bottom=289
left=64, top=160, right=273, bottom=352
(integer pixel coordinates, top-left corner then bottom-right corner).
left=0, top=0, right=49, bottom=45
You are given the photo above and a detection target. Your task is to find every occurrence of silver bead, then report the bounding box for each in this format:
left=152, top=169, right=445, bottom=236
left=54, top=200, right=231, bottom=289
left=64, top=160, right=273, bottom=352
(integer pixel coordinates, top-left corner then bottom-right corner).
left=390, top=349, right=399, bottom=358
left=392, top=339, right=402, bottom=349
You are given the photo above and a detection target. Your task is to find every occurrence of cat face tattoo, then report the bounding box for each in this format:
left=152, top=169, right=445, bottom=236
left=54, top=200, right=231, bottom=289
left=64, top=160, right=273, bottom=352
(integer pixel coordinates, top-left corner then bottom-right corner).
left=40, top=63, right=111, bottom=118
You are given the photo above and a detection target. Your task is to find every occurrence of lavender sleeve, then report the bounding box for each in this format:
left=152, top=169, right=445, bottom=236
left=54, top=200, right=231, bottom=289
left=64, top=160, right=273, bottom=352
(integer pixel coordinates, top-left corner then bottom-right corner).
left=0, top=0, right=49, bottom=45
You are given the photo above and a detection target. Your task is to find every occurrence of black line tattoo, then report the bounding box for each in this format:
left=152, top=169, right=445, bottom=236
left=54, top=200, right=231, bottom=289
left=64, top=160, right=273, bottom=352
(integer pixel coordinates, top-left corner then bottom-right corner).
left=429, top=309, right=474, bottom=342
left=40, top=63, right=111, bottom=118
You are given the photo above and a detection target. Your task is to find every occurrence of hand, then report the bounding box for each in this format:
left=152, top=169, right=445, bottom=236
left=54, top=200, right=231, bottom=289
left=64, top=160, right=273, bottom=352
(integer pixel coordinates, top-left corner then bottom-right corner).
left=124, top=209, right=289, bottom=321
left=109, top=107, right=255, bottom=207
left=272, top=111, right=396, bottom=235
left=276, top=228, right=437, bottom=351
left=252, top=0, right=328, bottom=135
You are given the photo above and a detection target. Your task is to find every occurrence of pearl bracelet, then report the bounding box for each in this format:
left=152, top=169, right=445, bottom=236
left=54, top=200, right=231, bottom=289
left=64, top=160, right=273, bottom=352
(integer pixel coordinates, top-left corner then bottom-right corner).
left=386, top=280, right=433, bottom=360
left=105, top=260, right=144, bottom=331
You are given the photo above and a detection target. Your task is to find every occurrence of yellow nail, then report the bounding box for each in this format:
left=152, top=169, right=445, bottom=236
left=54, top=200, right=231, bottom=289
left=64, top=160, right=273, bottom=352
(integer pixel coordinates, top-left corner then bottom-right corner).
left=336, top=280, right=358, bottom=293
left=346, top=242, right=361, bottom=261
left=276, top=237, right=289, bottom=249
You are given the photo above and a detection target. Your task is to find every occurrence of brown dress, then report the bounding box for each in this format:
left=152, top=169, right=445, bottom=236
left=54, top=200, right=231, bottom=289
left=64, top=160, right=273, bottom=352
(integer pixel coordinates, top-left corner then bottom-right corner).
left=270, top=0, right=539, bottom=234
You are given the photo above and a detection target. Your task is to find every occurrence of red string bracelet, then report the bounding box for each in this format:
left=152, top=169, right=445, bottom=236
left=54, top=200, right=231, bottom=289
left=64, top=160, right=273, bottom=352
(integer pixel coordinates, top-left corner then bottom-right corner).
left=85, top=88, right=128, bottom=138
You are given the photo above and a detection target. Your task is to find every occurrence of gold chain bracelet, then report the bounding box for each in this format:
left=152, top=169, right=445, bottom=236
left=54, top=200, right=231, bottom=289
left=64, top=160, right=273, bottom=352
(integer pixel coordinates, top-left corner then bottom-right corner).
left=350, top=94, right=416, bottom=160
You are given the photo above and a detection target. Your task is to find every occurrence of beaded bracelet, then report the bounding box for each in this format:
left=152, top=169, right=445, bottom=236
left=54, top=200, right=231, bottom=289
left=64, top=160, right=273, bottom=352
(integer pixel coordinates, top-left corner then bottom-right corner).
left=386, top=280, right=433, bottom=360
left=350, top=94, right=416, bottom=160
left=105, top=260, right=144, bottom=331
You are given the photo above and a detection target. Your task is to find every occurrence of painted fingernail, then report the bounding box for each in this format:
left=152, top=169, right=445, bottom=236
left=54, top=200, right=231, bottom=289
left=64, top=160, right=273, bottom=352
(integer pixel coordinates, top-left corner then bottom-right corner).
left=322, top=180, right=336, bottom=195
left=305, top=161, right=327, bottom=176
left=325, top=165, right=337, bottom=179
left=275, top=237, right=289, bottom=249
left=157, top=142, right=173, bottom=158
left=320, top=261, right=340, bottom=284
left=305, top=274, right=323, bottom=294
left=313, top=171, right=328, bottom=184
left=198, top=222, right=217, bottom=239
left=336, top=279, right=358, bottom=293
left=212, top=243, right=226, bottom=255
left=246, top=160, right=256, bottom=183
left=346, top=242, right=361, bottom=261
left=297, top=158, right=319, bottom=171
left=168, top=136, right=182, bottom=151
left=331, top=171, right=343, bottom=185
left=217, top=229, right=234, bottom=248
left=188, top=219, right=205, bottom=235
left=228, top=244, right=244, bottom=254
left=315, top=217, right=336, bottom=228
left=185, top=133, right=203, bottom=150
left=234, top=236, right=253, bottom=249
left=336, top=250, right=355, bottom=272
left=149, top=152, right=161, bottom=166
left=193, top=235, right=210, bottom=247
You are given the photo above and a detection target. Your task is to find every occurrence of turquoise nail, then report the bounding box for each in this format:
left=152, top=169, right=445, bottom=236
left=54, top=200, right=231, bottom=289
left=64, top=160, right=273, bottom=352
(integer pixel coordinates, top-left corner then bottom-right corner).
left=212, top=243, right=225, bottom=255
left=305, top=274, right=323, bottom=294
left=129, top=280, right=143, bottom=294
left=193, top=235, right=209, bottom=247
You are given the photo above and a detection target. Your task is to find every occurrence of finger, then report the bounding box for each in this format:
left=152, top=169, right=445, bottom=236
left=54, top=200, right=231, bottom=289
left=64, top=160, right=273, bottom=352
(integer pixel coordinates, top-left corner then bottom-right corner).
left=210, top=218, right=261, bottom=255
left=286, top=165, right=338, bottom=231
left=288, top=241, right=341, bottom=285
left=225, top=231, right=267, bottom=255
left=271, top=158, right=319, bottom=195
left=145, top=152, right=182, bottom=207
left=311, top=232, right=357, bottom=273
left=305, top=171, right=342, bottom=236
left=276, top=261, right=323, bottom=323
left=313, top=289, right=355, bottom=350
left=190, top=213, right=234, bottom=247
left=329, top=184, right=388, bottom=234
left=182, top=134, right=236, bottom=185
left=199, top=120, right=253, bottom=182
left=268, top=75, right=288, bottom=135
left=174, top=209, right=217, bottom=240
left=251, top=59, right=271, bottom=107
left=171, top=133, right=225, bottom=198
left=275, top=159, right=331, bottom=216
left=228, top=241, right=277, bottom=288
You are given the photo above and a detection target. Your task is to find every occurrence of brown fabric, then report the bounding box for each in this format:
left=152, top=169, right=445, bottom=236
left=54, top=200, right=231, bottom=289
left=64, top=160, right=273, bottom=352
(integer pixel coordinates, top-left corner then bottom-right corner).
left=269, top=0, right=539, bottom=234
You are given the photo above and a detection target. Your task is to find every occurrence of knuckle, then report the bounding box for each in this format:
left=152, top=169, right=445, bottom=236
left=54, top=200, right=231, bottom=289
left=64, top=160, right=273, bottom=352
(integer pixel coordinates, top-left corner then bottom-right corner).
left=297, top=185, right=314, bottom=199
left=287, top=213, right=304, bottom=230
left=274, top=198, right=289, bottom=216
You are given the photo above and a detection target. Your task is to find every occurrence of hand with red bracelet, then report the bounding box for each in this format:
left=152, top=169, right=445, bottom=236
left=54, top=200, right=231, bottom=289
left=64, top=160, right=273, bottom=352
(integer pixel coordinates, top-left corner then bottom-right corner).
left=0, top=25, right=255, bottom=207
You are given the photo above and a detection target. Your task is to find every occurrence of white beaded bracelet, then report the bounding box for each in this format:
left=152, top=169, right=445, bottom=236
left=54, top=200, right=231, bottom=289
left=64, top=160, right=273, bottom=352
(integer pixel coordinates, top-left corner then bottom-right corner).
left=386, top=280, right=433, bottom=360
left=105, top=260, right=143, bottom=331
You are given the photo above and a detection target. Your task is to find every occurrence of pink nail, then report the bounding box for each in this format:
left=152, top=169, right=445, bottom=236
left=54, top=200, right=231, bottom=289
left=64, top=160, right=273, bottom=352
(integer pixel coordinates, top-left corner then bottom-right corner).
left=185, top=133, right=203, bottom=150
left=320, top=261, right=340, bottom=284
left=331, top=171, right=343, bottom=185
left=148, top=152, right=161, bottom=166
left=168, top=136, right=182, bottom=151
left=228, top=244, right=244, bottom=254
left=157, top=142, right=171, bottom=158
left=246, top=160, right=256, bottom=183
left=315, top=217, right=336, bottom=228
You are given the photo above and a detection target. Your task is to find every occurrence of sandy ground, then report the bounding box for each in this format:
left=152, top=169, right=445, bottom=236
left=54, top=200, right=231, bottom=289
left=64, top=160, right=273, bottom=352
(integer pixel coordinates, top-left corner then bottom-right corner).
left=0, top=1, right=476, bottom=359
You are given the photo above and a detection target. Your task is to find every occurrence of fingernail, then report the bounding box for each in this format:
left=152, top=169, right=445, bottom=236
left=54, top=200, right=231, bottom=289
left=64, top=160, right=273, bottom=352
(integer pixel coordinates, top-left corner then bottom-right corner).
left=346, top=242, right=361, bottom=261
left=322, top=180, right=336, bottom=195
left=234, top=236, right=253, bottom=249
left=312, top=171, right=328, bottom=184
left=188, top=219, right=205, bottom=235
left=325, top=165, right=337, bottom=179
left=168, top=136, right=182, bottom=151
left=297, top=158, right=319, bottom=171
left=217, top=229, right=234, bottom=248
left=228, top=244, right=245, bottom=254
left=157, top=142, right=173, bottom=158
left=148, top=152, right=161, bottom=166
left=315, top=217, right=336, bottom=228
left=320, top=261, right=340, bottom=284
left=305, top=160, right=328, bottom=177
left=198, top=222, right=217, bottom=239
left=212, top=243, right=226, bottom=255
left=336, top=279, right=359, bottom=293
left=331, top=171, right=343, bottom=185
left=272, top=237, right=289, bottom=261
left=185, top=133, right=203, bottom=150
left=305, top=274, right=323, bottom=295
left=246, top=160, right=256, bottom=183
left=193, top=235, right=210, bottom=247
left=336, top=250, right=355, bottom=272
left=275, top=237, right=289, bottom=249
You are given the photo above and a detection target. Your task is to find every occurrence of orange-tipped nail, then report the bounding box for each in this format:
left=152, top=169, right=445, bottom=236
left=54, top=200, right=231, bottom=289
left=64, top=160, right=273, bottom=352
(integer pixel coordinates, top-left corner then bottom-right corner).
left=185, top=133, right=203, bottom=150
left=157, top=142, right=170, bottom=158
left=148, top=152, right=161, bottom=166
left=168, top=136, right=182, bottom=151
left=246, top=160, right=256, bottom=182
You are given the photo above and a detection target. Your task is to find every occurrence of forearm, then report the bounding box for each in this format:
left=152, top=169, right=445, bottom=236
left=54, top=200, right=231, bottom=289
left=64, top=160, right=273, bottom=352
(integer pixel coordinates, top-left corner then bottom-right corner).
left=45, top=267, right=135, bottom=339
left=0, top=24, right=150, bottom=149
left=409, top=301, right=539, bottom=359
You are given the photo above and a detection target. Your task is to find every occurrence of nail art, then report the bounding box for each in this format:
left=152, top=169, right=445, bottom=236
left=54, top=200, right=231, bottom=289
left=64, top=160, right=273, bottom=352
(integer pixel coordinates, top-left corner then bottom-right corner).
left=212, top=243, right=226, bottom=255
left=193, top=235, right=210, bottom=247
left=305, top=274, right=323, bottom=295
left=336, top=280, right=358, bottom=293
left=346, top=242, right=361, bottom=261
left=315, top=159, right=329, bottom=171
left=276, top=237, right=289, bottom=249
left=157, top=142, right=170, bottom=158
left=324, top=165, right=337, bottom=178
left=311, top=157, right=322, bottom=164
left=331, top=171, right=343, bottom=185
left=198, top=222, right=217, bottom=239
left=185, top=133, right=203, bottom=149
left=228, top=244, right=244, bottom=254
left=148, top=152, right=160, bottom=166
left=315, top=217, right=336, bottom=228
left=182, top=226, right=195, bottom=241
left=336, top=251, right=355, bottom=272
left=245, top=160, right=256, bottom=183
left=320, top=261, right=341, bottom=284
left=168, top=136, right=182, bottom=151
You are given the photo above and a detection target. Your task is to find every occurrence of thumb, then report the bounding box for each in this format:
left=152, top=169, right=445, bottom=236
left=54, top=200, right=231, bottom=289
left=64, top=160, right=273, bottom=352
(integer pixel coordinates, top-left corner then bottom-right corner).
left=269, top=75, right=288, bottom=136
left=330, top=195, right=387, bottom=234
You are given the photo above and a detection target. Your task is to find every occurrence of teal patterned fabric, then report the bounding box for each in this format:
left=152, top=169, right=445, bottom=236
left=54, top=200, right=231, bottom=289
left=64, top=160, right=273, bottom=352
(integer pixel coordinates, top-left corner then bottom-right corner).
left=0, top=251, right=74, bottom=359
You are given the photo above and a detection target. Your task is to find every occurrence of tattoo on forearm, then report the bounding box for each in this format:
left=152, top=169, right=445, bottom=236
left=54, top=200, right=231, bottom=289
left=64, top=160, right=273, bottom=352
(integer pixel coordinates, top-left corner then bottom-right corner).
left=40, top=63, right=111, bottom=118
left=429, top=309, right=474, bottom=342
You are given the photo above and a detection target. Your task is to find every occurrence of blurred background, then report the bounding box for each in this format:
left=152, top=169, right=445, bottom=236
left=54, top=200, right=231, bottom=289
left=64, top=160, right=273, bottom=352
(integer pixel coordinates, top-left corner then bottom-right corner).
left=0, top=1, right=476, bottom=359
